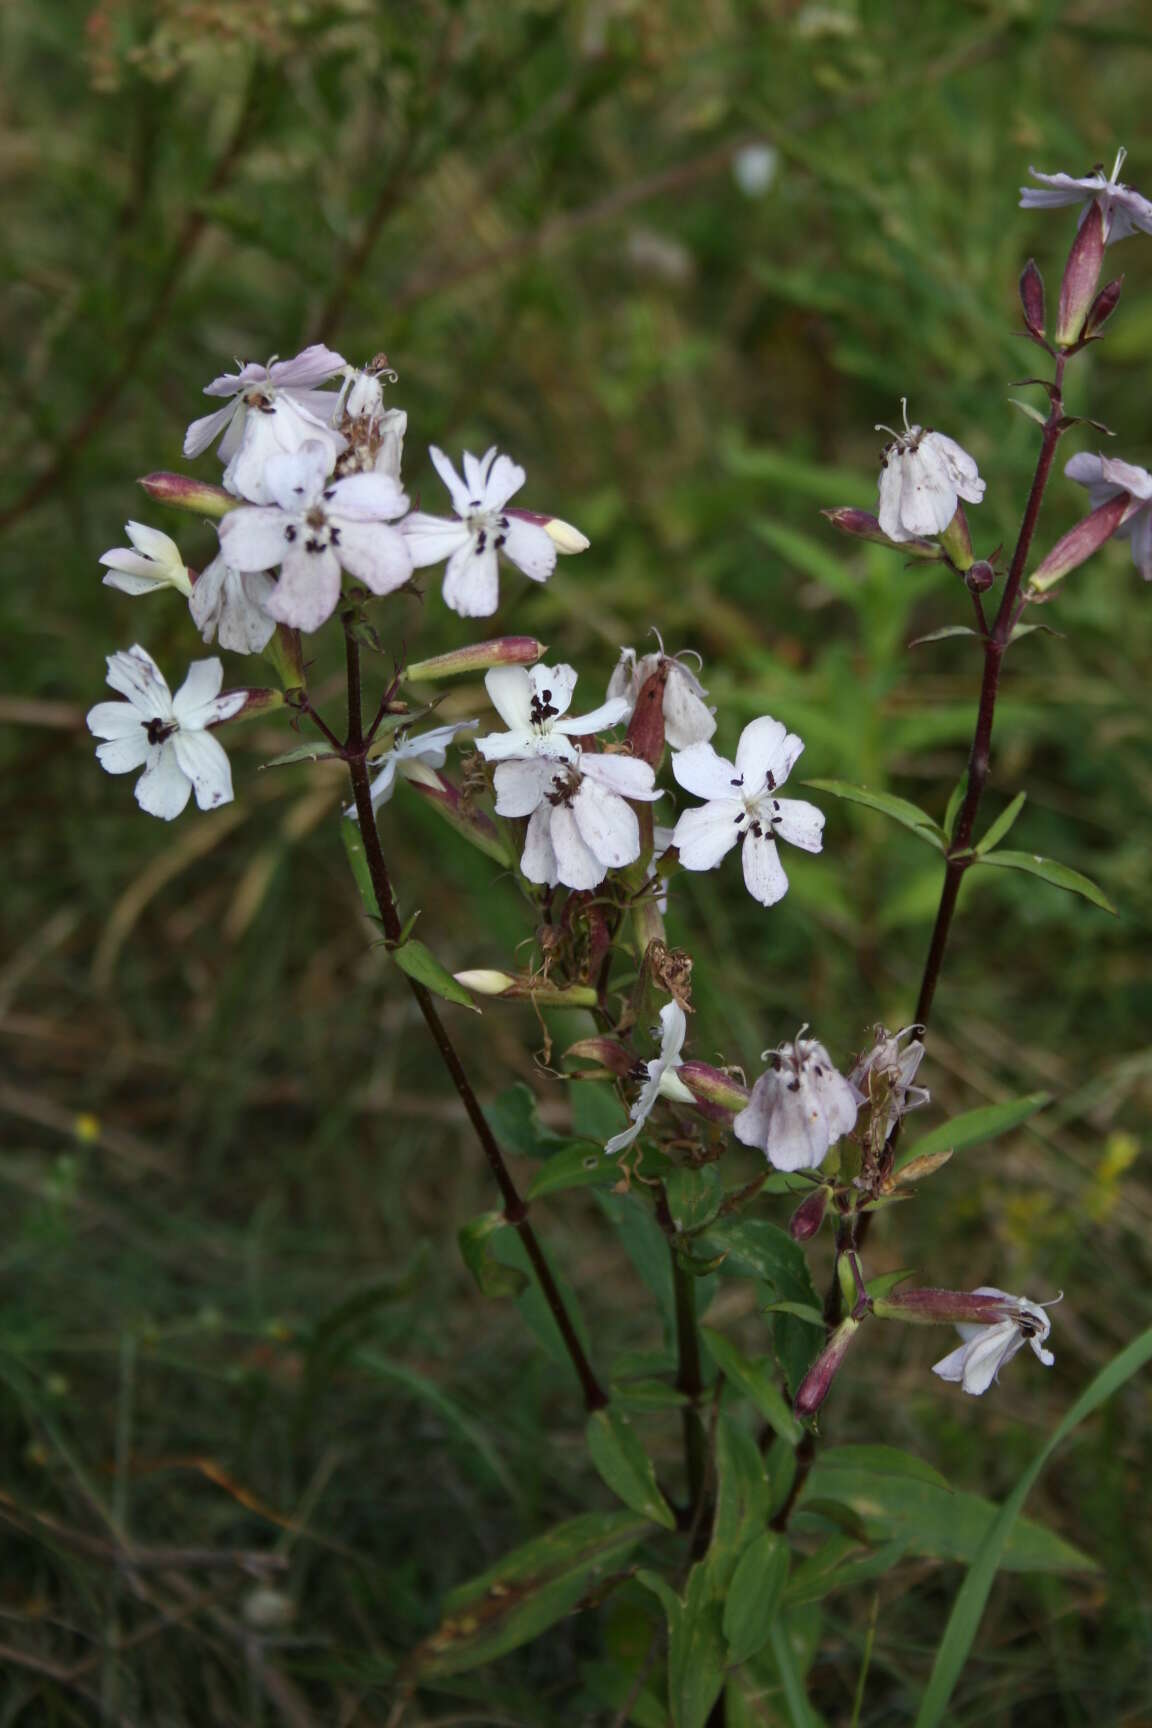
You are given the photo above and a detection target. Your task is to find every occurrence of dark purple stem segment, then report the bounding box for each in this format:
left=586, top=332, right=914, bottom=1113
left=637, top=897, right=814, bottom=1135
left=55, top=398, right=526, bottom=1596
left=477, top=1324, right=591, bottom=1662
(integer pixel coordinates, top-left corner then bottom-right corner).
left=341, top=618, right=608, bottom=1413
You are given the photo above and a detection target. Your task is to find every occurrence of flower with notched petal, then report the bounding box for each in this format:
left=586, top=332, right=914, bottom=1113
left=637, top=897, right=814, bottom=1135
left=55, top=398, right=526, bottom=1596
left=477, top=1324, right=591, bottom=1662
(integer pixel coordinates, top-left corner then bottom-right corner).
left=931, top=1287, right=1058, bottom=1396
left=875, top=400, right=985, bottom=543
left=1020, top=148, right=1152, bottom=245
left=734, top=1036, right=859, bottom=1172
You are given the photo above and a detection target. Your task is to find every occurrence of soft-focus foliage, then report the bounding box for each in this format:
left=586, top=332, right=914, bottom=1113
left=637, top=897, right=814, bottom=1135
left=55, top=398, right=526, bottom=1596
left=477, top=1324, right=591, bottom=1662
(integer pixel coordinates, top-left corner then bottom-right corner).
left=2, top=1, right=1151, bottom=1721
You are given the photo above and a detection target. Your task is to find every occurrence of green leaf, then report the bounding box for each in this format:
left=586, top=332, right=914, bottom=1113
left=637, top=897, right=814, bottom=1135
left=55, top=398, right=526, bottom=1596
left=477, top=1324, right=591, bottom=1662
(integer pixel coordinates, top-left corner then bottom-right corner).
left=341, top=818, right=378, bottom=918
left=762, top=1301, right=825, bottom=1327
left=798, top=1450, right=1095, bottom=1572
left=586, top=1409, right=676, bottom=1529
left=701, top=1328, right=803, bottom=1446
left=723, top=1531, right=790, bottom=1665
left=975, top=848, right=1117, bottom=914
left=784, top=1534, right=906, bottom=1607
left=914, top=1326, right=1152, bottom=1728
left=803, top=1444, right=950, bottom=1491
left=262, top=740, right=343, bottom=768
left=897, top=1092, right=1050, bottom=1168
left=393, top=938, right=479, bottom=1009
left=1009, top=396, right=1048, bottom=426
left=768, top=1618, right=818, bottom=1727
left=609, top=1378, right=689, bottom=1412
left=640, top=1565, right=728, bottom=1728
left=527, top=1140, right=617, bottom=1200
left=908, top=625, right=979, bottom=647
left=944, top=771, right=969, bottom=841
left=664, top=1166, right=724, bottom=1236
left=975, top=791, right=1027, bottom=855
left=458, top=1212, right=528, bottom=1300
left=699, top=1220, right=823, bottom=1394
left=412, top=1510, right=651, bottom=1678
left=492, top=1230, right=596, bottom=1369
left=706, top=1415, right=774, bottom=1590
left=489, top=1082, right=569, bottom=1158
left=801, top=780, right=946, bottom=850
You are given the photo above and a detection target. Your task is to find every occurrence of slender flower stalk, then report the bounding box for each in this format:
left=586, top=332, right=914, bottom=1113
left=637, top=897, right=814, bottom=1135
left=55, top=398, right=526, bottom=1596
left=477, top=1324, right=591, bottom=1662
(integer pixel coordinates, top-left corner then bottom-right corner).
left=340, top=617, right=607, bottom=1413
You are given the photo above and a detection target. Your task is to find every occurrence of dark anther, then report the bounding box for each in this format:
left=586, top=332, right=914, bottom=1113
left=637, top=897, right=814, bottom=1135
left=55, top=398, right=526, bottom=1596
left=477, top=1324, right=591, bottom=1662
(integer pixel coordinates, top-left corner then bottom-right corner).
left=323, top=488, right=336, bottom=501
left=144, top=717, right=175, bottom=745
left=285, top=526, right=297, bottom=542
left=476, top=530, right=487, bottom=553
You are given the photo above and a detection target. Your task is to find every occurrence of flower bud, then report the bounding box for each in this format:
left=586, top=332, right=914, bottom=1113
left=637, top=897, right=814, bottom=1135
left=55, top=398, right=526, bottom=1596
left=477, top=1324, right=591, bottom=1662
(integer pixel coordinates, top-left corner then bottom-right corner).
left=1018, top=258, right=1046, bottom=340
left=453, top=970, right=600, bottom=1007
left=889, top=1147, right=953, bottom=1188
left=965, top=559, right=996, bottom=594
left=1082, top=275, right=1124, bottom=342
left=402, top=638, right=546, bottom=682
left=676, top=1060, right=750, bottom=1114
left=504, top=508, right=590, bottom=555
left=821, top=508, right=942, bottom=561
left=789, top=1185, right=829, bottom=1241
left=872, top=1286, right=1020, bottom=1327
left=137, top=472, right=239, bottom=518
left=793, top=1316, right=861, bottom=1417
left=624, top=667, right=668, bottom=768
left=1056, top=201, right=1106, bottom=348
left=404, top=778, right=510, bottom=864
left=563, top=1036, right=635, bottom=1076
left=1029, top=490, right=1132, bottom=594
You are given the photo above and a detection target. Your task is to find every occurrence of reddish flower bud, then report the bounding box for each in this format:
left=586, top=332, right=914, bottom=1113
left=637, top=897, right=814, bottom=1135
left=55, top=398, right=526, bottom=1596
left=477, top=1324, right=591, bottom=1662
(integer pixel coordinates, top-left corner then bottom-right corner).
left=789, top=1185, right=830, bottom=1242
left=403, top=638, right=546, bottom=682
left=793, top=1317, right=860, bottom=1417
left=1018, top=258, right=1046, bottom=339
left=872, top=1286, right=1020, bottom=1326
left=1082, top=275, right=1124, bottom=342
left=677, top=1061, right=750, bottom=1115
left=563, top=1036, right=635, bottom=1076
left=624, top=666, right=668, bottom=768
left=1029, top=490, right=1132, bottom=593
left=821, top=507, right=942, bottom=561
left=1056, top=202, right=1106, bottom=348
left=138, top=471, right=238, bottom=518
left=965, top=559, right=996, bottom=594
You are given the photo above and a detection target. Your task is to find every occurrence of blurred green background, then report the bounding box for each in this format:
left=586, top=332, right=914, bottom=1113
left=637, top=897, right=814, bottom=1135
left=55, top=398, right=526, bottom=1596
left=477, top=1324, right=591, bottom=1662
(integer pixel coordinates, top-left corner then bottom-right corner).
left=2, top=0, right=1151, bottom=1722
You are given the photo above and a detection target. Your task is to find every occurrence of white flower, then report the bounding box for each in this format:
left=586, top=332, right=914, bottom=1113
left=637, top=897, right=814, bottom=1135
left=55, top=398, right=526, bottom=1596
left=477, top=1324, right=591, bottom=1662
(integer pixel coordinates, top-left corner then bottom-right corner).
left=932, top=1287, right=1057, bottom=1396
left=100, top=522, right=192, bottom=599
left=362, top=720, right=478, bottom=810
left=605, top=1001, right=696, bottom=1156
left=335, top=362, right=407, bottom=482
left=218, top=440, right=412, bottom=634
left=190, top=551, right=277, bottom=654
left=670, top=716, right=824, bottom=907
left=222, top=393, right=346, bottom=506
left=183, top=345, right=346, bottom=463
left=1065, top=451, right=1152, bottom=580
left=875, top=400, right=985, bottom=542
left=849, top=1024, right=929, bottom=1135
left=402, top=446, right=564, bottom=617
left=87, top=644, right=245, bottom=821
left=1020, top=148, right=1152, bottom=245
left=475, top=662, right=631, bottom=764
left=732, top=142, right=778, bottom=198
left=607, top=644, right=717, bottom=749
left=490, top=741, right=660, bottom=892
left=734, top=1035, right=860, bottom=1172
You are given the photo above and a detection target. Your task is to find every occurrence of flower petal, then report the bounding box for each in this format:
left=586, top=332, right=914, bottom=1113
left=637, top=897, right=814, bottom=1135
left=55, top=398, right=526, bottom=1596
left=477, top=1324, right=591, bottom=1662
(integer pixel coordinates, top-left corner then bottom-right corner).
left=429, top=446, right=471, bottom=515
left=219, top=505, right=293, bottom=573
left=88, top=699, right=147, bottom=741
left=736, top=716, right=803, bottom=791
left=172, top=728, right=235, bottom=811
left=485, top=666, right=534, bottom=732
left=95, top=729, right=151, bottom=774
left=741, top=830, right=789, bottom=906
left=481, top=452, right=526, bottom=511
left=336, top=520, right=413, bottom=596
left=664, top=664, right=716, bottom=749
left=556, top=696, right=631, bottom=739
left=443, top=539, right=499, bottom=616
left=530, top=663, right=578, bottom=719
left=134, top=743, right=192, bottom=820
left=265, top=545, right=343, bottom=633
left=402, top=513, right=471, bottom=568
left=550, top=803, right=607, bottom=889
left=492, top=756, right=556, bottom=817
left=268, top=344, right=347, bottom=389
left=672, top=800, right=742, bottom=870
left=771, top=797, right=824, bottom=853
left=579, top=752, right=660, bottom=801
left=105, top=645, right=172, bottom=720
left=102, top=569, right=168, bottom=596
left=183, top=401, right=238, bottom=459
left=521, top=805, right=559, bottom=886
left=170, top=658, right=224, bottom=721
left=329, top=472, right=409, bottom=520
left=572, top=776, right=640, bottom=868
left=500, top=515, right=556, bottom=583
left=672, top=740, right=741, bottom=801
left=264, top=437, right=334, bottom=512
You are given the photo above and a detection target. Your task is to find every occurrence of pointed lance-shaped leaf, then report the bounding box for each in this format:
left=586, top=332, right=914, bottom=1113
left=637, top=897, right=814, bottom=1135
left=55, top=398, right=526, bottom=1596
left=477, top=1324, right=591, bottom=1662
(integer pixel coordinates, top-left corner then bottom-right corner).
left=1029, top=490, right=1132, bottom=593
left=1056, top=200, right=1106, bottom=347
left=1019, top=258, right=1046, bottom=339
